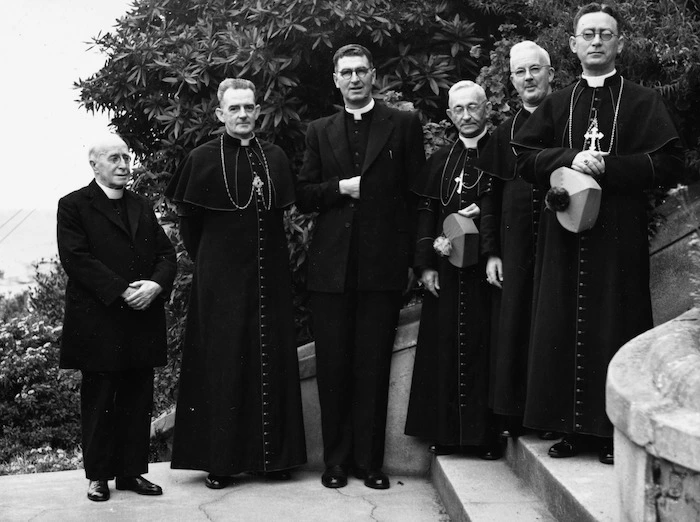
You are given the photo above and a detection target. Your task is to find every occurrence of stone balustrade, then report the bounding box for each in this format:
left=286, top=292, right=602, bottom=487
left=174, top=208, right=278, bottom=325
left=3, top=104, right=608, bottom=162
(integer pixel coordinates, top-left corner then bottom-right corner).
left=606, top=307, right=700, bottom=521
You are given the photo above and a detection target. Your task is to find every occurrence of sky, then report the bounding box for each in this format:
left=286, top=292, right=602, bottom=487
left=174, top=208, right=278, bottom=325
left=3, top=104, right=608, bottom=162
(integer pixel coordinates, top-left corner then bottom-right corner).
left=1, top=0, right=133, bottom=210
left=0, top=0, right=133, bottom=292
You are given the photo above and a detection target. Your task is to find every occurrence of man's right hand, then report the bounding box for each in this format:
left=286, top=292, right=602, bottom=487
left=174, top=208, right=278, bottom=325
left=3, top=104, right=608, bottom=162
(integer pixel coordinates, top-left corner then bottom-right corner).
left=339, top=176, right=361, bottom=199
left=421, top=269, right=440, bottom=298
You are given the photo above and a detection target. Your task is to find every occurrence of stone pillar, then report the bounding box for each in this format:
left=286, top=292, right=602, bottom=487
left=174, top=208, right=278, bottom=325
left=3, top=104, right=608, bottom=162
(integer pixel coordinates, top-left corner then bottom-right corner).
left=606, top=308, right=700, bottom=521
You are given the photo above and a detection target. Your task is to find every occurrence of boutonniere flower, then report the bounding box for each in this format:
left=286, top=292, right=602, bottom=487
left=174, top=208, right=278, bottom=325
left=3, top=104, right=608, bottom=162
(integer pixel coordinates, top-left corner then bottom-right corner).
left=433, top=235, right=452, bottom=257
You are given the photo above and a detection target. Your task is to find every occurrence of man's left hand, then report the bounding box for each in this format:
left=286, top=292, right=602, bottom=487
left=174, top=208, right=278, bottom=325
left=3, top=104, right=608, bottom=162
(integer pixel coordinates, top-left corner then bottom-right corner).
left=123, top=280, right=163, bottom=311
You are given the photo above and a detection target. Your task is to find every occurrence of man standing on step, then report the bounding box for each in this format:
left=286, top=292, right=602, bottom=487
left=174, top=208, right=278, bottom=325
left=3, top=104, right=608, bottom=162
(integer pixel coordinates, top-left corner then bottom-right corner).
left=58, top=133, right=176, bottom=501
left=476, top=41, right=557, bottom=440
left=296, top=44, right=425, bottom=489
left=512, top=2, right=683, bottom=464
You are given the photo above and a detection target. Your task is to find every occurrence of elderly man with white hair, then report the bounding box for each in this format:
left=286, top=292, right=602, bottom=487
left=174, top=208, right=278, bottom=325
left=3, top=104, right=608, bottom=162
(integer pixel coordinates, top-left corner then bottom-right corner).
left=405, top=80, right=502, bottom=460
left=57, top=133, right=176, bottom=501
left=477, top=40, right=556, bottom=440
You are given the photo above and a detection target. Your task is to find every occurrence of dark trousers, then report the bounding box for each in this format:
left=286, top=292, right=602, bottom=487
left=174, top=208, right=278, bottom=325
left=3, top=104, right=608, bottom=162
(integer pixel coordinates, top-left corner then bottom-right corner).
left=80, top=369, right=154, bottom=480
left=310, top=290, right=402, bottom=470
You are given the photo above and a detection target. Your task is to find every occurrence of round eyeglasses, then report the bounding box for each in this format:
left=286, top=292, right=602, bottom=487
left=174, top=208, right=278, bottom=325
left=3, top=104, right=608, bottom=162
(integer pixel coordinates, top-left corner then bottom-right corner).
left=575, top=29, right=617, bottom=41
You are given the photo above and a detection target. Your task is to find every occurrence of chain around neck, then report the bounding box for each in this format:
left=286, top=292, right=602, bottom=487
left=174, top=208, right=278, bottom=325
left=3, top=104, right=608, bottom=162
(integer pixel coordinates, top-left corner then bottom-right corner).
left=220, top=135, right=273, bottom=211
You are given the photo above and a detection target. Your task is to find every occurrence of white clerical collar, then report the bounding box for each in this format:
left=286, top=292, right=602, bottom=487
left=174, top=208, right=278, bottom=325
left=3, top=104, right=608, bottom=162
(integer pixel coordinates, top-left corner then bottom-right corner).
left=581, top=69, right=617, bottom=88
left=459, top=127, right=488, bottom=149
left=345, top=98, right=375, bottom=121
left=523, top=104, right=537, bottom=113
left=95, top=179, right=124, bottom=200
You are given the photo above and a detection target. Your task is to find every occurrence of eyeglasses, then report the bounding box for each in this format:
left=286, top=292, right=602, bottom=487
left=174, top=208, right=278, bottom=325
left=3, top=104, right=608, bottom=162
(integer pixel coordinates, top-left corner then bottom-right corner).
left=511, top=65, right=549, bottom=79
left=336, top=67, right=372, bottom=80
left=450, top=101, right=486, bottom=117
left=575, top=29, right=617, bottom=41
left=106, top=153, right=132, bottom=164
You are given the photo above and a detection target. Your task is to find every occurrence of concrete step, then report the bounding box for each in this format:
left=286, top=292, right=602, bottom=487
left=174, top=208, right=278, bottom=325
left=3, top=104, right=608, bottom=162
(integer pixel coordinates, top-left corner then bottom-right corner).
left=432, top=434, right=619, bottom=521
left=507, top=435, right=617, bottom=522
left=431, top=453, right=556, bottom=521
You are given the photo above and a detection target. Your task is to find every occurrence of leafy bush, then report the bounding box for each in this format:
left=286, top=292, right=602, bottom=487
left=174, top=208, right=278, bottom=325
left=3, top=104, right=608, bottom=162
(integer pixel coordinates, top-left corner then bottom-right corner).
left=29, top=257, right=68, bottom=324
left=0, top=445, right=82, bottom=476
left=0, top=317, right=81, bottom=463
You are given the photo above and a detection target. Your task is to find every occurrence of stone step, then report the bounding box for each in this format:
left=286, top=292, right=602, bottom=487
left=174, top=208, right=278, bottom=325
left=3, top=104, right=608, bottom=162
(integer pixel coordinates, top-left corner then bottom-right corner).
left=431, top=452, right=556, bottom=521
left=432, top=434, right=619, bottom=521
left=507, top=435, right=617, bottom=522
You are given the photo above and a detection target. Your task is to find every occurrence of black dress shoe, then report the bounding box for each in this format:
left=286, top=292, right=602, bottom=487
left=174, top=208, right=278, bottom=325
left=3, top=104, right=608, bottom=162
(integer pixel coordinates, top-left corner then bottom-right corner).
left=539, top=431, right=562, bottom=441
left=428, top=444, right=457, bottom=455
left=548, top=436, right=579, bottom=458
left=321, top=465, right=347, bottom=489
left=87, top=480, right=110, bottom=502
left=598, top=441, right=614, bottom=465
left=354, top=468, right=390, bottom=490
left=478, top=441, right=504, bottom=461
left=205, top=474, right=232, bottom=489
left=115, top=476, right=163, bottom=495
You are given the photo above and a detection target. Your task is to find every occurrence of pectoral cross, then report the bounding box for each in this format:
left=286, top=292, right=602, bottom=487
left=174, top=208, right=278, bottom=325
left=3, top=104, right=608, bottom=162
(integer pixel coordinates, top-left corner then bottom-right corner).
left=454, top=171, right=464, bottom=194
left=584, top=118, right=604, bottom=152
left=252, top=174, right=264, bottom=195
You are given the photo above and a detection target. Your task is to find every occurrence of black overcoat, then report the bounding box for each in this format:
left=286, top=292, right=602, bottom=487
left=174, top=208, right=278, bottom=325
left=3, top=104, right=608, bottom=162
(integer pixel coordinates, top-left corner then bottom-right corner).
left=513, top=73, right=684, bottom=437
left=296, top=103, right=426, bottom=292
left=57, top=180, right=176, bottom=371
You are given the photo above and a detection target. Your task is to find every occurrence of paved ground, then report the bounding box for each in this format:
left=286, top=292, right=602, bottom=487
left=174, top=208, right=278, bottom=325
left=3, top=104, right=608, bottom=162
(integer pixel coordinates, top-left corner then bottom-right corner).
left=0, top=462, right=450, bottom=521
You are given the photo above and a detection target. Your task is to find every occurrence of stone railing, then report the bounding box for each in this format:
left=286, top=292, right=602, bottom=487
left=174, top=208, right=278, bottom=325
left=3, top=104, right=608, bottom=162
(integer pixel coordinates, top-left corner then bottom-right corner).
left=151, top=304, right=431, bottom=475
left=606, top=307, right=700, bottom=522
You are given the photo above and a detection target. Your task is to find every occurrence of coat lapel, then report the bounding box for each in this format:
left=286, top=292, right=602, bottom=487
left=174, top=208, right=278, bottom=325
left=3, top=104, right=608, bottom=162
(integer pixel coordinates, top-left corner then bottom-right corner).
left=326, top=112, right=354, bottom=179
left=88, top=180, right=135, bottom=239
left=362, top=104, right=394, bottom=175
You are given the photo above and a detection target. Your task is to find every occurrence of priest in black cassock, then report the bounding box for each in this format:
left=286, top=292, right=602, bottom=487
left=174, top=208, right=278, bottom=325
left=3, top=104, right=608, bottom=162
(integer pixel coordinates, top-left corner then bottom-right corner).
left=404, top=80, right=502, bottom=459
left=512, top=3, right=684, bottom=464
left=165, top=78, right=306, bottom=488
left=476, top=41, right=554, bottom=437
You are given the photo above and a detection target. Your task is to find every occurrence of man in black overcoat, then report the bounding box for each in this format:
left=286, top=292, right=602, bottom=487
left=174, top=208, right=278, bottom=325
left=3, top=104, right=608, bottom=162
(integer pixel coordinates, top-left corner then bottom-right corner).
left=296, top=44, right=425, bottom=489
left=57, top=134, right=176, bottom=501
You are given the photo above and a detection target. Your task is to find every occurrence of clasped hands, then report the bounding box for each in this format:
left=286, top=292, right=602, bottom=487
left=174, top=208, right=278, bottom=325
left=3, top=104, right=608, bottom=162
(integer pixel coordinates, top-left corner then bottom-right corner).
left=121, top=280, right=162, bottom=311
left=571, top=150, right=607, bottom=178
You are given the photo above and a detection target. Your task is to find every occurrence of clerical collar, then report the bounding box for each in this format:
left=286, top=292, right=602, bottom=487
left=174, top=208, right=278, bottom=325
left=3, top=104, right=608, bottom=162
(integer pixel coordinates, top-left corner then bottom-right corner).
left=459, top=128, right=488, bottom=149
left=345, top=98, right=375, bottom=121
left=95, top=179, right=124, bottom=200
left=581, top=69, right=617, bottom=88
left=523, top=104, right=537, bottom=114
left=225, top=132, right=255, bottom=147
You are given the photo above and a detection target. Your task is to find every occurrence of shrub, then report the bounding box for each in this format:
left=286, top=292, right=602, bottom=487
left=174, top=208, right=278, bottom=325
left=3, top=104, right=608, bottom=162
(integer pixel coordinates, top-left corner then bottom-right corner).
left=29, top=257, right=67, bottom=324
left=0, top=445, right=83, bottom=476
left=0, top=317, right=81, bottom=463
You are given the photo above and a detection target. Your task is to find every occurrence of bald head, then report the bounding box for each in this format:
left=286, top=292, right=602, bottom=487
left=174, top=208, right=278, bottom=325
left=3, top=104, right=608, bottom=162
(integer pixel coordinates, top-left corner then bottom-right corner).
left=88, top=134, right=129, bottom=163
left=448, top=80, right=487, bottom=106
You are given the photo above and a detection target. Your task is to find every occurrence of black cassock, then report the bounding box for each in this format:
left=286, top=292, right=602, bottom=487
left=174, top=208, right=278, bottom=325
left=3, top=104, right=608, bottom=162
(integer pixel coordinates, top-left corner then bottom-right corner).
left=513, top=73, right=683, bottom=437
left=476, top=109, right=543, bottom=417
left=165, top=133, right=306, bottom=474
left=404, top=138, right=499, bottom=446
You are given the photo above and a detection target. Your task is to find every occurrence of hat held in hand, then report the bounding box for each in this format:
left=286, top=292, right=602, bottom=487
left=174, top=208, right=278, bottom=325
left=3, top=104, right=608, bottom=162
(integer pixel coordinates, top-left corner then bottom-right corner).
left=546, top=167, right=601, bottom=233
left=439, top=213, right=479, bottom=268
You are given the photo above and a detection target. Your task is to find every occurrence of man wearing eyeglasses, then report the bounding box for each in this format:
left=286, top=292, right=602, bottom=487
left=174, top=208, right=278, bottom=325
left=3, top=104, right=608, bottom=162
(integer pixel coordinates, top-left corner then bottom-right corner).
left=512, top=2, right=683, bottom=464
left=296, top=44, right=425, bottom=490
left=405, top=80, right=503, bottom=461
left=475, top=41, right=555, bottom=441
left=57, top=134, right=176, bottom=501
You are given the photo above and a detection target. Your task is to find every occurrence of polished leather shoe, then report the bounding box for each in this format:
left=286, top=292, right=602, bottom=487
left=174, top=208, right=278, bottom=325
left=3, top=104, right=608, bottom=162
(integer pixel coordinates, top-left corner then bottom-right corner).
left=478, top=441, right=504, bottom=461
left=87, top=480, right=110, bottom=502
left=539, top=431, right=562, bottom=441
left=598, top=441, right=614, bottom=465
left=321, top=465, right=347, bottom=488
left=428, top=444, right=457, bottom=455
left=115, top=476, right=163, bottom=495
left=548, top=437, right=579, bottom=458
left=354, top=468, right=390, bottom=490
left=205, top=474, right=232, bottom=489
